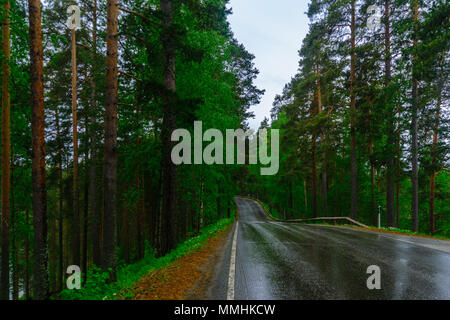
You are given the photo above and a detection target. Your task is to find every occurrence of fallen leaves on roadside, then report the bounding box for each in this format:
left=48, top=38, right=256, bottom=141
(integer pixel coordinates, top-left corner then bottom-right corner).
left=133, top=225, right=232, bottom=300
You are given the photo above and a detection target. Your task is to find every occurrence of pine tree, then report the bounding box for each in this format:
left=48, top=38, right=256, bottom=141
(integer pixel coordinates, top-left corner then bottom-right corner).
left=0, top=0, right=11, bottom=300
left=28, top=0, right=49, bottom=299
left=103, top=0, right=119, bottom=280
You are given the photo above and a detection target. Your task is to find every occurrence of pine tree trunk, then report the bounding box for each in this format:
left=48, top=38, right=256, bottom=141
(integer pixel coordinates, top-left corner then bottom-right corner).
left=71, top=25, right=80, bottom=267
left=411, top=0, right=419, bottom=232
left=136, top=173, right=143, bottom=261
left=135, top=110, right=144, bottom=260
left=83, top=111, right=89, bottom=282
left=159, top=0, right=178, bottom=256
left=29, top=0, right=49, bottom=299
left=122, top=203, right=129, bottom=264
left=304, top=180, right=308, bottom=213
left=50, top=213, right=56, bottom=292
left=55, top=106, right=64, bottom=291
left=289, top=181, right=294, bottom=218
left=0, top=0, right=11, bottom=300
left=312, top=135, right=317, bottom=218
left=103, top=0, right=119, bottom=280
left=25, top=209, right=30, bottom=299
left=429, top=96, right=440, bottom=234
left=11, top=188, right=18, bottom=300
left=395, top=126, right=401, bottom=228
left=350, top=0, right=358, bottom=220
left=385, top=0, right=395, bottom=228
left=89, top=0, right=101, bottom=268
left=370, top=141, right=376, bottom=225
left=316, top=61, right=328, bottom=217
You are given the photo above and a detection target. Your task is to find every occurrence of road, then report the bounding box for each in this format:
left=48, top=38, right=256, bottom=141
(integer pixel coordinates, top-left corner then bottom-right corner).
left=208, top=198, right=450, bottom=300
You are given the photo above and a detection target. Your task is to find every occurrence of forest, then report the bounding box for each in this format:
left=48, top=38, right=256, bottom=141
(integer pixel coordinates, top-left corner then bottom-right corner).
left=246, top=0, right=449, bottom=237
left=0, top=0, right=263, bottom=299
left=0, top=0, right=448, bottom=301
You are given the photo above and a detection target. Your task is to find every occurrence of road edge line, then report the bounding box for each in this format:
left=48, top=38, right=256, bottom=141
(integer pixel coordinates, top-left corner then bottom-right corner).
left=226, top=221, right=239, bottom=300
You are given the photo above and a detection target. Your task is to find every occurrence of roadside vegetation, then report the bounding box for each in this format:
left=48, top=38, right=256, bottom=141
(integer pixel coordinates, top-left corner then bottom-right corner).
left=58, top=217, right=234, bottom=300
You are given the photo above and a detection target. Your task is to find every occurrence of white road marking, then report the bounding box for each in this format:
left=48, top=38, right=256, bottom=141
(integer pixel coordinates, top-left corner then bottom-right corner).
left=379, top=235, right=450, bottom=253
left=312, top=224, right=450, bottom=253
left=227, top=221, right=239, bottom=300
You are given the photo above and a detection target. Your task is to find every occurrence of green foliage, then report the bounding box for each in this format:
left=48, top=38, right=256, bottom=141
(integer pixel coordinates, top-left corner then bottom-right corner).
left=241, top=0, right=449, bottom=237
left=58, top=217, right=234, bottom=300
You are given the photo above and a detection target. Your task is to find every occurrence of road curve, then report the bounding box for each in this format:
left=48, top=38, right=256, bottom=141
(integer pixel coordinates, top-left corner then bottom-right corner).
left=209, top=198, right=450, bottom=300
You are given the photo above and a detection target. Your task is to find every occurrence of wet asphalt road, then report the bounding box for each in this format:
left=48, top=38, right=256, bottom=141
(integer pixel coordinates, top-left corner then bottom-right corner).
left=209, top=198, right=450, bottom=300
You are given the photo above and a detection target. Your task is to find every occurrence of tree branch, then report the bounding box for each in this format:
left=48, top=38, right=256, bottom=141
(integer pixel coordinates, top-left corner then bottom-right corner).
left=118, top=70, right=142, bottom=82
left=119, top=6, right=161, bottom=28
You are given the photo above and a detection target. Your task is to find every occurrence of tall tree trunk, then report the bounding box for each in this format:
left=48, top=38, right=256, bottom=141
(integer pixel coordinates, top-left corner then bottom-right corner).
left=55, top=106, right=64, bottom=291
left=369, top=137, right=376, bottom=225
left=429, top=96, right=441, bottom=234
left=349, top=0, right=358, bottom=219
left=0, top=0, right=11, bottom=300
left=10, top=179, right=18, bottom=300
left=136, top=172, right=143, bottom=261
left=89, top=0, right=101, bottom=268
left=154, top=171, right=162, bottom=254
left=304, top=180, right=308, bottom=213
left=103, top=0, right=119, bottom=280
left=29, top=0, right=49, bottom=299
left=71, top=24, right=80, bottom=267
left=395, top=178, right=400, bottom=227
left=121, top=203, right=129, bottom=263
left=82, top=111, right=89, bottom=282
left=25, top=209, right=30, bottom=299
left=385, top=0, right=395, bottom=227
left=217, top=183, right=222, bottom=219
left=410, top=0, right=419, bottom=232
left=50, top=211, right=56, bottom=292
left=159, top=0, right=178, bottom=256
left=289, top=181, right=294, bottom=218
left=311, top=135, right=317, bottom=218
left=395, top=121, right=401, bottom=228
left=135, top=111, right=144, bottom=260
left=316, top=61, right=328, bottom=217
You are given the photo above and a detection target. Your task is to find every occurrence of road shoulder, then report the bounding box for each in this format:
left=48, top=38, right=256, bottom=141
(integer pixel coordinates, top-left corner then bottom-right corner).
left=310, top=224, right=450, bottom=254
left=133, top=223, right=234, bottom=300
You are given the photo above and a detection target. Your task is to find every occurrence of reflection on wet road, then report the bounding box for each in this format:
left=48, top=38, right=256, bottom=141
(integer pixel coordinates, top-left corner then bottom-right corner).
left=226, top=198, right=450, bottom=300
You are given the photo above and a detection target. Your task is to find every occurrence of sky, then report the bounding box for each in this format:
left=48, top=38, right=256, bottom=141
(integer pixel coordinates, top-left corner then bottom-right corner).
left=227, top=0, right=310, bottom=130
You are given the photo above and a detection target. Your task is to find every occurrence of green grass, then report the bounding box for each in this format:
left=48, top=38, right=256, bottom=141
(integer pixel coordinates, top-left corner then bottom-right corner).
left=374, top=226, right=450, bottom=240
left=259, top=201, right=282, bottom=220
left=58, top=217, right=235, bottom=300
left=309, top=222, right=450, bottom=241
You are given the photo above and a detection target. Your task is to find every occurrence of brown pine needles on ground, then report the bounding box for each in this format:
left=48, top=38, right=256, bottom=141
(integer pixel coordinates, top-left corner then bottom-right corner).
left=132, top=225, right=232, bottom=300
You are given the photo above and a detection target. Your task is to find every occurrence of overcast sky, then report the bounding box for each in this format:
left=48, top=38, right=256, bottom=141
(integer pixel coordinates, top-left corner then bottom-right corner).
left=227, top=0, right=310, bottom=130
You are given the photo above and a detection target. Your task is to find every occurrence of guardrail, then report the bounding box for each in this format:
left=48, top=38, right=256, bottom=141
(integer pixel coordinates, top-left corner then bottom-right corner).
left=237, top=196, right=369, bottom=228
